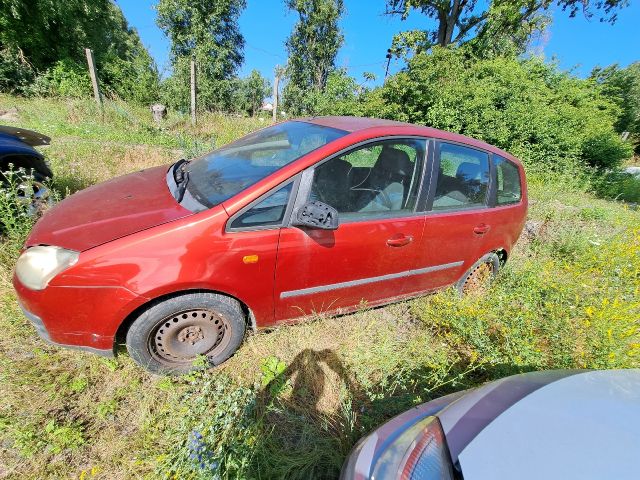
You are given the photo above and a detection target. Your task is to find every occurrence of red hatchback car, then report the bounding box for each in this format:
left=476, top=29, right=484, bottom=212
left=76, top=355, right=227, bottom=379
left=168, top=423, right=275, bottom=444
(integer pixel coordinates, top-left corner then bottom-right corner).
left=14, top=117, right=527, bottom=374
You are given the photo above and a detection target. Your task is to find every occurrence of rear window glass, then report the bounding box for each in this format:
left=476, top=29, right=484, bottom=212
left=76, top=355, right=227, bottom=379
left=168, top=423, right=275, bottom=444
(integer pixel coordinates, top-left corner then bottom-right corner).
left=495, top=156, right=522, bottom=205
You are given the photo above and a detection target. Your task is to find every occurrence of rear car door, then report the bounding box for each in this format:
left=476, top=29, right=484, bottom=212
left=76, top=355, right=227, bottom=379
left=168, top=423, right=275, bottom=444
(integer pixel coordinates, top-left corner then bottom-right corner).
left=408, top=141, right=493, bottom=293
left=273, top=137, right=428, bottom=322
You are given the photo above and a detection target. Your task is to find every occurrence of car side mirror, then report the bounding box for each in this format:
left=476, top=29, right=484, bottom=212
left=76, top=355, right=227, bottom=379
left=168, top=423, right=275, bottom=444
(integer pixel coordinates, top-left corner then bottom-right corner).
left=293, top=201, right=339, bottom=230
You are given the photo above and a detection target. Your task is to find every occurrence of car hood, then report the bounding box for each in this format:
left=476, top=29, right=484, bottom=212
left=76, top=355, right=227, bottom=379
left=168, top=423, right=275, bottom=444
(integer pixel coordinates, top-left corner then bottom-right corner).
left=26, top=165, right=194, bottom=251
left=445, top=369, right=640, bottom=480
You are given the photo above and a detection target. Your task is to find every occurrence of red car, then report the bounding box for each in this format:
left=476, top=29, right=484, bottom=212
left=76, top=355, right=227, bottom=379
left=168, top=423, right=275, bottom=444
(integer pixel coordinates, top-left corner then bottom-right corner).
left=13, top=117, right=527, bottom=374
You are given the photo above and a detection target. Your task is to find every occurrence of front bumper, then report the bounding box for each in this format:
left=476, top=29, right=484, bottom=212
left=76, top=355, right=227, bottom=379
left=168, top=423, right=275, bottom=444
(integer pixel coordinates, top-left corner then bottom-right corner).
left=13, top=273, right=146, bottom=356
left=18, top=301, right=114, bottom=357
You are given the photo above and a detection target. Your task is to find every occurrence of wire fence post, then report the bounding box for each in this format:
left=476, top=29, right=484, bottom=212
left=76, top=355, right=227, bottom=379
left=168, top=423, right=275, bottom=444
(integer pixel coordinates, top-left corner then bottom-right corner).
left=272, top=70, right=280, bottom=123
left=85, top=48, right=102, bottom=109
left=190, top=56, right=197, bottom=126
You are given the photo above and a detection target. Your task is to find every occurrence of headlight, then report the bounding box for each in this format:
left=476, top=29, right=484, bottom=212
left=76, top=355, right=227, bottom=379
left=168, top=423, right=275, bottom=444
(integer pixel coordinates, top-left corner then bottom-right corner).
left=15, top=246, right=79, bottom=290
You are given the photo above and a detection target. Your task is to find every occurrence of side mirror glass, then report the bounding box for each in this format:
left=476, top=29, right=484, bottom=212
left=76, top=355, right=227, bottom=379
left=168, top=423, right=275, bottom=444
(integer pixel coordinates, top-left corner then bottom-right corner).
left=293, top=201, right=339, bottom=230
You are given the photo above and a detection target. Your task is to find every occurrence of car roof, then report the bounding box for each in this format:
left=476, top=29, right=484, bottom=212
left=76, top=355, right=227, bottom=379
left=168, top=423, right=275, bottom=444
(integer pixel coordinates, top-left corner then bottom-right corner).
left=299, top=116, right=521, bottom=165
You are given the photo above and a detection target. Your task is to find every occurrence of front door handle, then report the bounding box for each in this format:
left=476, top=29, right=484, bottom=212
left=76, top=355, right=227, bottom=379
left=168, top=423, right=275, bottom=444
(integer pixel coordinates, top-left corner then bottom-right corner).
left=387, top=234, right=413, bottom=247
left=473, top=224, right=491, bottom=235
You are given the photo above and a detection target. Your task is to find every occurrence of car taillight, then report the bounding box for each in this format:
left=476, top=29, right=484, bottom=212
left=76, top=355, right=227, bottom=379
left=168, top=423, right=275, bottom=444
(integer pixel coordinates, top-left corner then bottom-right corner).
left=371, top=416, right=454, bottom=480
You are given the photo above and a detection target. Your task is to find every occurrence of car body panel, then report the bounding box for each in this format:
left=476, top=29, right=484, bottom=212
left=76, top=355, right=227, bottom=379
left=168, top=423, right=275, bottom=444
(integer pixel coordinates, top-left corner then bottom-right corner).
left=0, top=125, right=51, bottom=147
left=14, top=117, right=527, bottom=355
left=25, top=165, right=194, bottom=251
left=341, top=369, right=640, bottom=480
left=457, top=369, right=640, bottom=479
left=273, top=215, right=427, bottom=320
left=0, top=126, right=52, bottom=179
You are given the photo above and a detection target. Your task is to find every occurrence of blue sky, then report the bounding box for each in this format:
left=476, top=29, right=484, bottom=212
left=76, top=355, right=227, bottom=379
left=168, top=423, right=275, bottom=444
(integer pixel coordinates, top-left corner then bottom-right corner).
left=116, top=0, right=639, bottom=84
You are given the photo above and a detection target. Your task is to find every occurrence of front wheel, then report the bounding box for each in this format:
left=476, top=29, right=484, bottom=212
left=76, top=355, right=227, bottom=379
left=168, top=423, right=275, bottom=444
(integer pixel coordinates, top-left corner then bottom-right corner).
left=126, top=292, right=246, bottom=375
left=456, top=252, right=501, bottom=296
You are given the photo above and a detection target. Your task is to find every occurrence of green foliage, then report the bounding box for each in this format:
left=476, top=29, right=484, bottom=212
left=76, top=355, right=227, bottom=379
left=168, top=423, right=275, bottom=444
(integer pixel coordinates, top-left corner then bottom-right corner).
left=0, top=167, right=37, bottom=253
left=283, top=0, right=344, bottom=115
left=594, top=170, right=640, bottom=203
left=260, top=356, right=289, bottom=395
left=156, top=0, right=246, bottom=112
left=356, top=47, right=631, bottom=179
left=238, top=69, right=271, bottom=117
left=35, top=59, right=92, bottom=98
left=0, top=48, right=35, bottom=94
left=386, top=0, right=628, bottom=52
left=591, top=62, right=640, bottom=152
left=0, top=0, right=159, bottom=103
left=158, top=373, right=259, bottom=479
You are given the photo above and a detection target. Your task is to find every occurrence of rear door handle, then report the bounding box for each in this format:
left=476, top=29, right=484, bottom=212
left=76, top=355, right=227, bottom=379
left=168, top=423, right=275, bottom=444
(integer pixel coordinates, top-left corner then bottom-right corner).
left=387, top=234, right=413, bottom=247
left=473, top=224, right=491, bottom=235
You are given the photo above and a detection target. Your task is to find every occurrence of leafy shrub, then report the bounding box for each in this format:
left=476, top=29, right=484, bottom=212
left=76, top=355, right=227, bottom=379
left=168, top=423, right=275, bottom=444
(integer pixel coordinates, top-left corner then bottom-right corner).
left=314, top=47, right=633, bottom=186
left=0, top=48, right=36, bottom=94
left=594, top=170, right=640, bottom=203
left=0, top=167, right=37, bottom=251
left=31, top=59, right=93, bottom=98
left=158, top=370, right=259, bottom=479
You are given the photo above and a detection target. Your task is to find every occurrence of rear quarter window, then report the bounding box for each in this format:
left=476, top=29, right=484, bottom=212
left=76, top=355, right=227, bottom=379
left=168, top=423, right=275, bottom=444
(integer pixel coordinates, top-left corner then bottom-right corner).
left=494, top=156, right=522, bottom=205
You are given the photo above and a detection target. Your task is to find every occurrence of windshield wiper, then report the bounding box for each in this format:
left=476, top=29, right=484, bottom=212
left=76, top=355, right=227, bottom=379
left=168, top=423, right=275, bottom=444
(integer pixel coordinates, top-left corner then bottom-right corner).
left=172, top=159, right=190, bottom=202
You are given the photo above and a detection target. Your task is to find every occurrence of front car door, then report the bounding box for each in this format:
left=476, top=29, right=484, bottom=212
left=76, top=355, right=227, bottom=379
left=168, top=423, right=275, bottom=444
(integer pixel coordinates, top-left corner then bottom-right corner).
left=273, top=137, right=429, bottom=322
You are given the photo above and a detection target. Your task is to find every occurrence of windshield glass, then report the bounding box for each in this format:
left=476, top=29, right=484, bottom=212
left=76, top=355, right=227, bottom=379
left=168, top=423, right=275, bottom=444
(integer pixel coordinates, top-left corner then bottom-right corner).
left=186, top=121, right=347, bottom=208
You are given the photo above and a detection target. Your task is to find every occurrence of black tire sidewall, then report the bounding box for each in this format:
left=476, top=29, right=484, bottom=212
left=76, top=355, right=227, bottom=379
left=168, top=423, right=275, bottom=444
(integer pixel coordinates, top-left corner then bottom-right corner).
left=125, top=292, right=246, bottom=375
left=456, top=252, right=501, bottom=295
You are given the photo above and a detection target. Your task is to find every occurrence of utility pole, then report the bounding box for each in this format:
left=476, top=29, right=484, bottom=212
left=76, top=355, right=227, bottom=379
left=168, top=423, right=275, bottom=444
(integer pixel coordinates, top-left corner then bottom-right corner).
left=85, top=48, right=102, bottom=108
left=384, top=49, right=392, bottom=81
left=272, top=70, right=280, bottom=123
left=190, top=56, right=197, bottom=126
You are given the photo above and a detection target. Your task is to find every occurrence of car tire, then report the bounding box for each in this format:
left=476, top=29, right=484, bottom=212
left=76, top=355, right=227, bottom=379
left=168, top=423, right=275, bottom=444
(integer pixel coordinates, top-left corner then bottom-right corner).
left=126, top=292, right=246, bottom=375
left=456, top=252, right=501, bottom=296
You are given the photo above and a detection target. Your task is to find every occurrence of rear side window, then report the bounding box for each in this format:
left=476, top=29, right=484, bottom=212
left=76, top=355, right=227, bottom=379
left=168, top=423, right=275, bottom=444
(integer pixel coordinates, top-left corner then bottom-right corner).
left=230, top=183, right=293, bottom=229
left=432, top=143, right=490, bottom=211
left=494, top=156, right=522, bottom=205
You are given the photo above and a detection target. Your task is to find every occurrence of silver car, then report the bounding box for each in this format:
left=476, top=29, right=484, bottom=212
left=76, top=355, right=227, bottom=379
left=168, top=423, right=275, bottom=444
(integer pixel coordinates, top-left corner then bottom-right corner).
left=341, top=369, right=640, bottom=479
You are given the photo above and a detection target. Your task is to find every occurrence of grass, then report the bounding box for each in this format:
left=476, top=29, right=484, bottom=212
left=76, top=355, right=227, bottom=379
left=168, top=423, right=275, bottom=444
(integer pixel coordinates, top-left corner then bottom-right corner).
left=0, top=96, right=639, bottom=479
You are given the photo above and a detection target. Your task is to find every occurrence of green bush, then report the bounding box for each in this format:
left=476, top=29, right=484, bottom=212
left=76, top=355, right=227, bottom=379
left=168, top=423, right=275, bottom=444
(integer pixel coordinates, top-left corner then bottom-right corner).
left=31, top=59, right=93, bottom=99
left=319, top=47, right=633, bottom=186
left=594, top=170, right=640, bottom=203
left=0, top=48, right=35, bottom=94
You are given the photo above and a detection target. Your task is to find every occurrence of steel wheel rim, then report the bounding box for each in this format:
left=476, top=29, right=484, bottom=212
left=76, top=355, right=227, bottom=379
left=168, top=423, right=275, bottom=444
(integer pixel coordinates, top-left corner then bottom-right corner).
left=463, top=262, right=494, bottom=295
left=148, top=309, right=232, bottom=365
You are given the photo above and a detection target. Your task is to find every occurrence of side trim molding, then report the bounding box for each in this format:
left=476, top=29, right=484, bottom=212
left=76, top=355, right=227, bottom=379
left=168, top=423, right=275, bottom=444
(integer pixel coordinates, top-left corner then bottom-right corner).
left=280, top=261, right=464, bottom=299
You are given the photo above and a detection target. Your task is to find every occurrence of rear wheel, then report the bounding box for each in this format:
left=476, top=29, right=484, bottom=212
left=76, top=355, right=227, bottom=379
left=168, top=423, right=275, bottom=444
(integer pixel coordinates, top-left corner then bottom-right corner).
left=456, top=252, right=501, bottom=296
left=126, top=292, right=246, bottom=375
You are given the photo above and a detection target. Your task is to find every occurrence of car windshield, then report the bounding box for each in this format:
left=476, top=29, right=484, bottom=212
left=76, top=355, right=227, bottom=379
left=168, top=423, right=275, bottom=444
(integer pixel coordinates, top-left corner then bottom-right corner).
left=185, top=121, right=347, bottom=208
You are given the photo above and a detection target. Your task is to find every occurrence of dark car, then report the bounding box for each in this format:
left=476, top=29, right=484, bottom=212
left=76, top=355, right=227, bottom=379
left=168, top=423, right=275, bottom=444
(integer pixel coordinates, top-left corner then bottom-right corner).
left=14, top=117, right=527, bottom=374
left=0, top=125, right=53, bottom=214
left=341, top=369, right=640, bottom=480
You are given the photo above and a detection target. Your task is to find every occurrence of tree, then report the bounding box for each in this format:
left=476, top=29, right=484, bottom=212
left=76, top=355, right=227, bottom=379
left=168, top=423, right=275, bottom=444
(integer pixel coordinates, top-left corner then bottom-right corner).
left=283, top=0, right=344, bottom=115
left=240, top=70, right=271, bottom=116
left=358, top=47, right=631, bottom=175
left=0, top=0, right=159, bottom=102
left=156, top=0, right=246, bottom=111
left=386, top=0, right=629, bottom=57
left=591, top=62, right=640, bottom=151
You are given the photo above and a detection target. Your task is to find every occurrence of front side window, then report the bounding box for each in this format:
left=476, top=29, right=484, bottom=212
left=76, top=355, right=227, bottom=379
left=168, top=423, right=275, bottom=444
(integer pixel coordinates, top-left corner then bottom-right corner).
left=494, top=155, right=522, bottom=205
left=432, top=143, right=490, bottom=211
left=230, top=183, right=293, bottom=229
left=309, top=138, right=426, bottom=220
left=185, top=121, right=346, bottom=208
